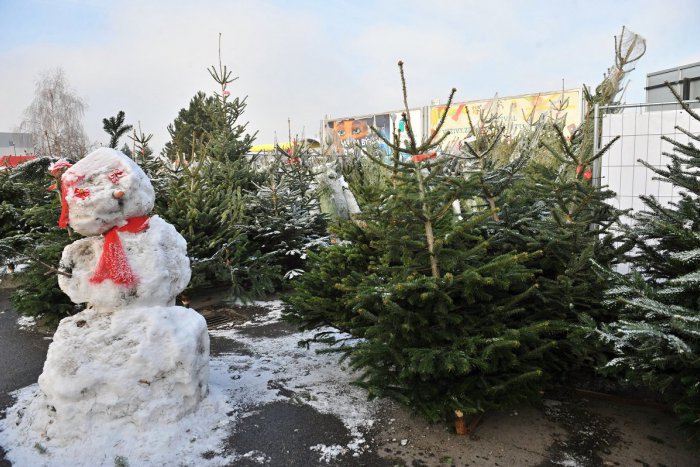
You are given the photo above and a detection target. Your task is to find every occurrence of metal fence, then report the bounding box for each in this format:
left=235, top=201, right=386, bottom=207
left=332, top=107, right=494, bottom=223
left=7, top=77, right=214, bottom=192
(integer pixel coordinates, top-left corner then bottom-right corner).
left=593, top=101, right=700, bottom=221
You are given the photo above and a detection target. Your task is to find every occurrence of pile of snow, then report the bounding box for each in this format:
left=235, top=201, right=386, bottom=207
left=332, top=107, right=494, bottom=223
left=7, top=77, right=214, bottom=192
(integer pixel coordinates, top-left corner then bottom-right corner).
left=1, top=382, right=232, bottom=466
left=16, top=314, right=37, bottom=330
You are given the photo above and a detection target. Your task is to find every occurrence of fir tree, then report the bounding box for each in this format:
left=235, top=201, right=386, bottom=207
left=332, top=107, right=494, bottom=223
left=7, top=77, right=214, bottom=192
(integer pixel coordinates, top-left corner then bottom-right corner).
left=286, top=62, right=556, bottom=422
left=102, top=110, right=133, bottom=149
left=0, top=158, right=75, bottom=324
left=242, top=139, right=328, bottom=294
left=480, top=27, right=646, bottom=377
left=598, top=88, right=700, bottom=439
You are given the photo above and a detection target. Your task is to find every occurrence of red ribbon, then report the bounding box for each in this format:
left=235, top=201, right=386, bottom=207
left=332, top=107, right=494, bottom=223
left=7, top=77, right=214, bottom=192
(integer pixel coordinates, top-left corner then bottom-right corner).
left=90, top=216, right=150, bottom=287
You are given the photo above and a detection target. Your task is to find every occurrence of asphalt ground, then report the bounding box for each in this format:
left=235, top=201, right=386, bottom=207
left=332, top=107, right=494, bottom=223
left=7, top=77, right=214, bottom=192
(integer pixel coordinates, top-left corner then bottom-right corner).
left=0, top=290, right=52, bottom=466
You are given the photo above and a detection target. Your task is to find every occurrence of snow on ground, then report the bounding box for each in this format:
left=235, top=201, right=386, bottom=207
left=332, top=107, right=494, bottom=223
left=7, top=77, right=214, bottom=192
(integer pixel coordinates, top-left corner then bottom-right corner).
left=15, top=314, right=37, bottom=330
left=0, top=300, right=378, bottom=466
left=0, top=382, right=233, bottom=467
left=209, top=300, right=380, bottom=463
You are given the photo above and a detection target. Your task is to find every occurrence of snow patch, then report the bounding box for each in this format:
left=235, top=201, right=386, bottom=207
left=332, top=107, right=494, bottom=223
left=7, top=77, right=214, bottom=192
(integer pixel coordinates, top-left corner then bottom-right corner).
left=16, top=314, right=37, bottom=330
left=310, top=443, right=347, bottom=463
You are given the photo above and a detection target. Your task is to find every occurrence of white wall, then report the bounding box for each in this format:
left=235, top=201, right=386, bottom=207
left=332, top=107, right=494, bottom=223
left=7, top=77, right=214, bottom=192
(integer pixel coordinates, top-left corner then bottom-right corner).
left=600, top=107, right=700, bottom=217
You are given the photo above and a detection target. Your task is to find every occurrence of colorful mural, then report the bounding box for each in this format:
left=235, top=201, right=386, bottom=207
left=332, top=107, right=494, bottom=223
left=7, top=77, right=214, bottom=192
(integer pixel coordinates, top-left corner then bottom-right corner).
left=429, top=89, right=583, bottom=152
left=326, top=114, right=392, bottom=156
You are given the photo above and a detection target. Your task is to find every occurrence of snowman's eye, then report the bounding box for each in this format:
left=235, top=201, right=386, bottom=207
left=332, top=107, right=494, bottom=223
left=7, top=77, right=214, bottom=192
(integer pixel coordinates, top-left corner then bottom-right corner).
left=73, top=187, right=91, bottom=199
left=108, top=169, right=126, bottom=184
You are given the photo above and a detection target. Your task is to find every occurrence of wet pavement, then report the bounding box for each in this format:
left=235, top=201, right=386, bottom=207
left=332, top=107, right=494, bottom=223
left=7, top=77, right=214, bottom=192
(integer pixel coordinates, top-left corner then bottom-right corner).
left=0, top=289, right=52, bottom=467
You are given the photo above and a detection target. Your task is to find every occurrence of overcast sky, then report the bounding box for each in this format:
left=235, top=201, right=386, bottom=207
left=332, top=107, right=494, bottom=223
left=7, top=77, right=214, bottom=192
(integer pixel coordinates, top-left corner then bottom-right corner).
left=1, top=0, right=699, bottom=152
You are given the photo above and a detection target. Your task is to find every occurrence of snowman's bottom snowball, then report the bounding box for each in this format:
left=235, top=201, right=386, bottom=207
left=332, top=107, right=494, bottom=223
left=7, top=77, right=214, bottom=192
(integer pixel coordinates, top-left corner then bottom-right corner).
left=37, top=305, right=209, bottom=441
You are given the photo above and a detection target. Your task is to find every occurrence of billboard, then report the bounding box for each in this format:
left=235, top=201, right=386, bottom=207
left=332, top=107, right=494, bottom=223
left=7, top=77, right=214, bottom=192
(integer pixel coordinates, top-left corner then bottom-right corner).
left=429, top=89, right=583, bottom=153
left=326, top=114, right=392, bottom=157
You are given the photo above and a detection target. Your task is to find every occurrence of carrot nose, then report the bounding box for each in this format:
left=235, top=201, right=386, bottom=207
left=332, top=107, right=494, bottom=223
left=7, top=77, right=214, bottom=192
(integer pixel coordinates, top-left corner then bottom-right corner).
left=113, top=190, right=125, bottom=199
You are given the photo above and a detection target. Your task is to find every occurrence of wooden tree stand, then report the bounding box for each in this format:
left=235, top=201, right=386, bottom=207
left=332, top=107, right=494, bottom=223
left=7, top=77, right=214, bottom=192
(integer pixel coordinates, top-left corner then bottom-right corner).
left=454, top=410, right=483, bottom=436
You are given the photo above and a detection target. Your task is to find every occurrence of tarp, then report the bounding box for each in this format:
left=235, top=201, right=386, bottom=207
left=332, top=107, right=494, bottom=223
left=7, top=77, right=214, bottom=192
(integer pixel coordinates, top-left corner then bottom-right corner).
left=0, top=155, right=36, bottom=168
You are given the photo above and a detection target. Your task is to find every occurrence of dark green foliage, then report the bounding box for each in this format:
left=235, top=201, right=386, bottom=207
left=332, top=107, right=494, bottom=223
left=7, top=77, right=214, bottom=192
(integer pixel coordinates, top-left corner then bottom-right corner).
left=598, top=93, right=700, bottom=439
left=480, top=28, right=646, bottom=377
left=102, top=110, right=133, bottom=149
left=0, top=158, right=75, bottom=323
left=160, top=159, right=248, bottom=291
left=286, top=63, right=559, bottom=421
left=492, top=123, right=625, bottom=375
left=242, top=141, right=328, bottom=293
left=157, top=41, right=293, bottom=299
left=161, top=86, right=255, bottom=164
left=161, top=91, right=216, bottom=161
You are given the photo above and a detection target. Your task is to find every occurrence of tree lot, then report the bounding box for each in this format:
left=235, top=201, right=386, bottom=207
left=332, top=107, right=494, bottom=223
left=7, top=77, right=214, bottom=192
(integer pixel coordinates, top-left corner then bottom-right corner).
left=1, top=28, right=699, bottom=441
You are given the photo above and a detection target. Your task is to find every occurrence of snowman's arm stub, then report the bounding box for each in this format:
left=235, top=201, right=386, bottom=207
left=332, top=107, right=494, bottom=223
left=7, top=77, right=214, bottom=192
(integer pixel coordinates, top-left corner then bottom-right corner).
left=58, top=237, right=101, bottom=304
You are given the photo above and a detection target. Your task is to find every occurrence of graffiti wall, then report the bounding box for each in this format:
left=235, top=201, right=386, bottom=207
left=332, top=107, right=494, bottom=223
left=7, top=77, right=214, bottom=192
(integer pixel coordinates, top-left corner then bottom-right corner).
left=429, top=89, right=583, bottom=153
left=392, top=109, right=423, bottom=151
left=326, top=114, right=392, bottom=157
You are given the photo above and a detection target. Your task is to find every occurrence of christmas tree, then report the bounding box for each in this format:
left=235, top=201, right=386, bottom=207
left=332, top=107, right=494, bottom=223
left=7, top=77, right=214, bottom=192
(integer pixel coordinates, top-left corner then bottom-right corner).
left=287, top=62, right=557, bottom=422
left=598, top=88, right=700, bottom=439
left=158, top=37, right=259, bottom=294
left=241, top=138, right=328, bottom=295
left=485, top=27, right=646, bottom=377
left=0, top=157, right=75, bottom=324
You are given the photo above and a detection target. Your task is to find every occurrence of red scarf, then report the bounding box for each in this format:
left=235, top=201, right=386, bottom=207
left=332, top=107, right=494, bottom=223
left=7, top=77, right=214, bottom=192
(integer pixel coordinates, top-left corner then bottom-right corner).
left=58, top=178, right=72, bottom=228
left=90, top=216, right=150, bottom=287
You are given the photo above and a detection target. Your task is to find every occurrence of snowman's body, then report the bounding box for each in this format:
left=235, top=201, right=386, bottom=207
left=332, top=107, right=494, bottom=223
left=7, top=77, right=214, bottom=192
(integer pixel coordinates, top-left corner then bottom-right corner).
left=34, top=148, right=209, bottom=439
left=59, top=215, right=190, bottom=309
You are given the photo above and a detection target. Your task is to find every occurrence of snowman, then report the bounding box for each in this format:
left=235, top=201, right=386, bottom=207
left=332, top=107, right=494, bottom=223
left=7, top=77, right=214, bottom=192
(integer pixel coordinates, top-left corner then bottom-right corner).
left=35, top=148, right=210, bottom=440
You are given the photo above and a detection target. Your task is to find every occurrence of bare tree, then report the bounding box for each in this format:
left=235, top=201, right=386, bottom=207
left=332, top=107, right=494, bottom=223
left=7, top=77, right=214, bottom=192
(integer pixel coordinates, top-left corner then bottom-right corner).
left=20, top=68, right=89, bottom=159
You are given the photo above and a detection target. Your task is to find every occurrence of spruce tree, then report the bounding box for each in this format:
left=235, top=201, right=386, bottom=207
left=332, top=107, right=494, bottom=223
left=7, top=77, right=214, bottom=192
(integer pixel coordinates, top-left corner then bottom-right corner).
left=102, top=110, right=133, bottom=149
left=598, top=89, right=700, bottom=439
left=286, top=62, right=556, bottom=422
left=0, top=158, right=75, bottom=324
left=158, top=36, right=260, bottom=296
left=242, top=139, right=328, bottom=294
left=161, top=91, right=216, bottom=162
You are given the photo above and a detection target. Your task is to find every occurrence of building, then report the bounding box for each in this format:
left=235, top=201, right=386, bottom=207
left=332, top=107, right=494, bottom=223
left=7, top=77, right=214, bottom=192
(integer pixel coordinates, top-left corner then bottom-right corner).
left=0, top=132, right=33, bottom=156
left=0, top=132, right=35, bottom=170
left=322, top=88, right=584, bottom=157
left=597, top=63, right=700, bottom=217
left=646, top=62, right=700, bottom=106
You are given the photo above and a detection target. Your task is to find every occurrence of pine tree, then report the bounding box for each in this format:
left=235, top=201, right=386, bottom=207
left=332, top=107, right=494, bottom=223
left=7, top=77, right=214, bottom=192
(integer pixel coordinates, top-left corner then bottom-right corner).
left=102, top=110, right=133, bottom=149
left=598, top=89, right=700, bottom=439
left=242, top=139, right=328, bottom=294
left=158, top=36, right=260, bottom=296
left=0, top=158, right=75, bottom=324
left=286, top=62, right=557, bottom=422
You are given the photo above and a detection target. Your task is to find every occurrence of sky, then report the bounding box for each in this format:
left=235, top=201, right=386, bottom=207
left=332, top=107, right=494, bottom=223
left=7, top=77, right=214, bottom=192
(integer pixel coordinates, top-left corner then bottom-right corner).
left=1, top=0, right=699, bottom=153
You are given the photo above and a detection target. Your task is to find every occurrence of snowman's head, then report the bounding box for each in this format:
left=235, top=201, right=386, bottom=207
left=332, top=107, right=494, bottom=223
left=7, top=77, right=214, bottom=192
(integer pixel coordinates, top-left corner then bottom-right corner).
left=60, top=148, right=155, bottom=236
